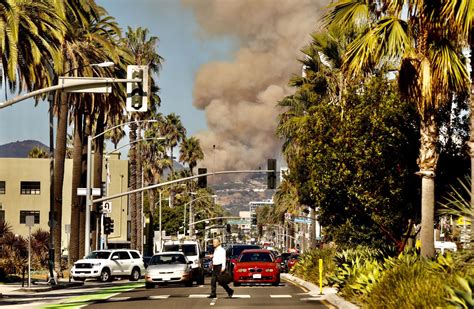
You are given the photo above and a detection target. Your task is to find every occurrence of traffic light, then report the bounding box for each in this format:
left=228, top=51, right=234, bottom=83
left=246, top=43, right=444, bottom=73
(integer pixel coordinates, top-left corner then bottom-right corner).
left=251, top=213, right=257, bottom=226
left=97, top=203, right=103, bottom=213
left=126, top=65, right=148, bottom=112
left=197, top=168, right=207, bottom=188
left=267, top=159, right=277, bottom=189
left=104, top=217, right=114, bottom=235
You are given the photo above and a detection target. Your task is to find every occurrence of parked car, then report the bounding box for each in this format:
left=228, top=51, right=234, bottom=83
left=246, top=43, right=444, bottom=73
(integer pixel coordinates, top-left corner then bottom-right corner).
left=162, top=240, right=205, bottom=284
left=145, top=252, right=194, bottom=289
left=225, top=244, right=261, bottom=272
left=275, top=253, right=292, bottom=273
left=233, top=249, right=280, bottom=286
left=287, top=253, right=300, bottom=271
left=70, top=249, right=145, bottom=282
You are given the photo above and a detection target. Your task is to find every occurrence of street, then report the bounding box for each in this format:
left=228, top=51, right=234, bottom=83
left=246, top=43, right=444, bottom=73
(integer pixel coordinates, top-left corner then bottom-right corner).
left=0, top=277, right=331, bottom=309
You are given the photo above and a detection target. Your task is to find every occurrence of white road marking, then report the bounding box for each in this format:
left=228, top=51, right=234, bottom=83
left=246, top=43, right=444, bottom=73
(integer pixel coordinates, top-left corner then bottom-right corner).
left=198, top=285, right=204, bottom=287
left=270, top=295, right=292, bottom=298
left=232, top=294, right=251, bottom=298
left=189, top=294, right=209, bottom=298
left=300, top=297, right=322, bottom=301
left=210, top=298, right=217, bottom=306
left=108, top=297, right=130, bottom=302
left=149, top=295, right=170, bottom=299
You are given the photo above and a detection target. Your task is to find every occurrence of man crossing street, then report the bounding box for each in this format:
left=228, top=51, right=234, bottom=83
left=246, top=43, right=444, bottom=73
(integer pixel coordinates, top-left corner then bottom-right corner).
left=208, top=238, right=234, bottom=298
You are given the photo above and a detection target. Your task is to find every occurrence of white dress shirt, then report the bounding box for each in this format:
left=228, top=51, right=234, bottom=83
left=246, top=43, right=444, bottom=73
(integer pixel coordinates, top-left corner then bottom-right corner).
left=212, top=245, right=226, bottom=270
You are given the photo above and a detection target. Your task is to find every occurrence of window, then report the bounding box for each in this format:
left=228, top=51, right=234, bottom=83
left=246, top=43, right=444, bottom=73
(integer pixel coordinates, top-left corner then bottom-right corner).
left=20, top=211, right=40, bottom=224
left=0, top=181, right=5, bottom=194
left=20, top=181, right=40, bottom=195
left=0, top=210, right=4, bottom=221
left=163, top=244, right=197, bottom=256
left=130, top=251, right=140, bottom=259
left=117, top=251, right=130, bottom=260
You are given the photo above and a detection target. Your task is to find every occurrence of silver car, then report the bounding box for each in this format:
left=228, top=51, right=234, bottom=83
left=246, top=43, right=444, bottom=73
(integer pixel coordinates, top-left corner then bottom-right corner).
left=145, top=252, right=193, bottom=289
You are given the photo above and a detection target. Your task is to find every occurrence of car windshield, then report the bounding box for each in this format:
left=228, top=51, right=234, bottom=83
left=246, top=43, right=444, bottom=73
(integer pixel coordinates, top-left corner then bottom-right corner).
left=85, top=251, right=111, bottom=259
left=239, top=252, right=273, bottom=262
left=163, top=244, right=197, bottom=256
left=149, top=254, right=187, bottom=265
left=231, top=246, right=260, bottom=258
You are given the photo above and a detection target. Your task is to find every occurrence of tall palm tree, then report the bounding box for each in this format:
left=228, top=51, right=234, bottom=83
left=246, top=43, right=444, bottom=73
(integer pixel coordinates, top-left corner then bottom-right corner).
left=163, top=113, right=187, bottom=172
left=123, top=26, right=163, bottom=251
left=326, top=0, right=469, bottom=257
left=179, top=136, right=204, bottom=175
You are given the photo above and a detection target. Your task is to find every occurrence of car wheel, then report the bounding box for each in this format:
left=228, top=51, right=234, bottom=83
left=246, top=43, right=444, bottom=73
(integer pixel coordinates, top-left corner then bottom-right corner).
left=99, top=268, right=111, bottom=283
left=233, top=281, right=241, bottom=287
left=145, top=282, right=155, bottom=289
left=73, top=277, right=85, bottom=282
left=185, top=279, right=193, bottom=287
left=129, top=267, right=140, bottom=281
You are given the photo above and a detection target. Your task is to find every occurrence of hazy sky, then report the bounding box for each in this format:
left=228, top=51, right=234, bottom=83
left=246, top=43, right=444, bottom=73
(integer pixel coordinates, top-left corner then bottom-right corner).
left=0, top=0, right=237, bottom=148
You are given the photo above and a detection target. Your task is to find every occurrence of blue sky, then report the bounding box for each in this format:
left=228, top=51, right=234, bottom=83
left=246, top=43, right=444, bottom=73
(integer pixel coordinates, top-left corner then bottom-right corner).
left=0, top=0, right=237, bottom=149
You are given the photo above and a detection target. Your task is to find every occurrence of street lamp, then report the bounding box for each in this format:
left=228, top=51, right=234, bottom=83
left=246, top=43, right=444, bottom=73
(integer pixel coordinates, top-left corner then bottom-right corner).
left=85, top=119, right=159, bottom=256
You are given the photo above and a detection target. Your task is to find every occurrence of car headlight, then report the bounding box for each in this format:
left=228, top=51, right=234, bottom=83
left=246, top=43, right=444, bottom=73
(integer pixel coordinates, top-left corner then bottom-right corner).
left=236, top=269, right=247, bottom=273
left=265, top=269, right=274, bottom=272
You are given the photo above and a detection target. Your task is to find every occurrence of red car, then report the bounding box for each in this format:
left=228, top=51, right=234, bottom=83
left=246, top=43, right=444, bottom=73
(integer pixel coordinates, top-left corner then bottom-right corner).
left=233, top=249, right=280, bottom=286
left=287, top=253, right=300, bottom=271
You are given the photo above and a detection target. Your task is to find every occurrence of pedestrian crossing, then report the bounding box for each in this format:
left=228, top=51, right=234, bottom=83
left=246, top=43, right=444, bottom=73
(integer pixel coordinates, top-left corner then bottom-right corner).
left=105, top=293, right=323, bottom=302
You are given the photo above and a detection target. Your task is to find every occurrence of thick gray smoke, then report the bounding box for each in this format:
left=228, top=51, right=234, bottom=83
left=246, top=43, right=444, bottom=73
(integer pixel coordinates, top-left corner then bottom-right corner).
left=182, top=0, right=327, bottom=175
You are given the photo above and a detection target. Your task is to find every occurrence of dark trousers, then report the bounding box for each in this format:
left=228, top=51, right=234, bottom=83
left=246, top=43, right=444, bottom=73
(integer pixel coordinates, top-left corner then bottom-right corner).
left=210, top=264, right=233, bottom=296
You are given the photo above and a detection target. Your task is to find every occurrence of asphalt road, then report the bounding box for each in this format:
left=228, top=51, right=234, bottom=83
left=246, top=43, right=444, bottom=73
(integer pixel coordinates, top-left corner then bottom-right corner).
left=85, top=277, right=330, bottom=309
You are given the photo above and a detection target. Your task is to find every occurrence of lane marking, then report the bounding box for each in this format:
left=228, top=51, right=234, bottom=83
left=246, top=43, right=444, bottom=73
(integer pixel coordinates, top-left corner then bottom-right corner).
left=210, top=298, right=217, bottom=306
left=107, top=296, right=130, bottom=302
left=300, top=297, right=322, bottom=301
left=198, top=285, right=204, bottom=287
left=189, top=294, right=209, bottom=298
left=322, top=299, right=337, bottom=309
left=270, top=295, right=292, bottom=298
left=149, top=295, right=170, bottom=299
left=232, top=294, right=251, bottom=298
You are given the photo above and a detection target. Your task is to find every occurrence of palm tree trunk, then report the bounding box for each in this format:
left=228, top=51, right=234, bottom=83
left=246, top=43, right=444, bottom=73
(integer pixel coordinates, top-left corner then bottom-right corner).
left=310, top=207, right=317, bottom=248
left=136, top=125, right=143, bottom=253
left=129, top=122, right=137, bottom=250
left=170, top=146, right=174, bottom=174
left=92, top=110, right=105, bottom=251
left=69, top=111, right=83, bottom=264
left=418, top=114, right=438, bottom=257
left=469, top=35, right=474, bottom=249
left=53, top=92, right=68, bottom=272
left=147, top=190, right=155, bottom=257
left=79, top=114, right=92, bottom=258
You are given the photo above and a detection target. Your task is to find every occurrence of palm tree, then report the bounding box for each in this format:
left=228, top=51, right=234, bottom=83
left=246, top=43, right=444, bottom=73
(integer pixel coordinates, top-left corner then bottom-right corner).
left=326, top=0, right=469, bottom=257
left=179, top=136, right=204, bottom=175
left=162, top=113, right=187, bottom=173
left=27, top=147, right=49, bottom=158
left=123, top=26, right=163, bottom=251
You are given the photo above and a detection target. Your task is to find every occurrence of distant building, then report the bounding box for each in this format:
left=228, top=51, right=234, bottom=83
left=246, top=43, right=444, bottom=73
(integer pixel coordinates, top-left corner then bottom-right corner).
left=0, top=153, right=129, bottom=255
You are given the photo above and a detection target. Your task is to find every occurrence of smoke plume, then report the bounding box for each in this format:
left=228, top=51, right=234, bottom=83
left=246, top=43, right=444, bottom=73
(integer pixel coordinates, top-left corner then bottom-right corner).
left=182, top=0, right=327, bottom=176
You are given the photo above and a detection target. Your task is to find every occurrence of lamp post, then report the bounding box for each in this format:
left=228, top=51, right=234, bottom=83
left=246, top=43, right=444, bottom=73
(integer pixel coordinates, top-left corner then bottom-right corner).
left=85, top=119, right=159, bottom=256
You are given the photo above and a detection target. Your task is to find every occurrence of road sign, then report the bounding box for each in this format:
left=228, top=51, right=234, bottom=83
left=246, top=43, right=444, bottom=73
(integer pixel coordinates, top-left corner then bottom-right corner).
left=294, top=217, right=312, bottom=224
left=102, top=201, right=112, bottom=213
left=77, top=188, right=101, bottom=196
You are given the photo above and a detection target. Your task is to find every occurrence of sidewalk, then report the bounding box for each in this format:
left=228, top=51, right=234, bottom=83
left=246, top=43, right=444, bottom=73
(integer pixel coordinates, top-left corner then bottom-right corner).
left=282, top=273, right=359, bottom=309
left=0, top=280, right=83, bottom=295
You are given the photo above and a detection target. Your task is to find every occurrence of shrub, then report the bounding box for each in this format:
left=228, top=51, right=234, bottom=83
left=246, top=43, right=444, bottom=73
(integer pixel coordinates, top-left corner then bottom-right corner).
left=445, top=275, right=474, bottom=308
left=290, top=247, right=336, bottom=286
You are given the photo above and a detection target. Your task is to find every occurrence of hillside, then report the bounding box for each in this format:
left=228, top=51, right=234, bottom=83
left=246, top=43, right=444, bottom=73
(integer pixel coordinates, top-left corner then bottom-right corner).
left=0, top=140, right=49, bottom=158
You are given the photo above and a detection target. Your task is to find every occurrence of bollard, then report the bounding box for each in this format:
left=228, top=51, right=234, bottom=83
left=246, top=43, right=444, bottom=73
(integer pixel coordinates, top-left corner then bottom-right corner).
left=319, top=258, right=323, bottom=295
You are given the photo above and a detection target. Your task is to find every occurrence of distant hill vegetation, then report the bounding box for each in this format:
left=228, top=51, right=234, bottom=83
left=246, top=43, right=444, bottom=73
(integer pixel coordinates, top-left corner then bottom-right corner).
left=0, top=140, right=49, bottom=158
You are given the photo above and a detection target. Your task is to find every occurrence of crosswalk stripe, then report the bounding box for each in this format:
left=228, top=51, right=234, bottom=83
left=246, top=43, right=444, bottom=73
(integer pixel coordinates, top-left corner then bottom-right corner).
left=232, top=295, right=251, bottom=298
left=300, top=297, right=322, bottom=301
left=189, top=294, right=209, bottom=298
left=108, top=297, right=130, bottom=302
left=149, top=295, right=170, bottom=299
left=270, top=295, right=292, bottom=298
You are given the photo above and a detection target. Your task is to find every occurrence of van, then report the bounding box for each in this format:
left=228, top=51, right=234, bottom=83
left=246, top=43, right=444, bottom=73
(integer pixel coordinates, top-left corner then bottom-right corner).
left=162, top=240, right=205, bottom=284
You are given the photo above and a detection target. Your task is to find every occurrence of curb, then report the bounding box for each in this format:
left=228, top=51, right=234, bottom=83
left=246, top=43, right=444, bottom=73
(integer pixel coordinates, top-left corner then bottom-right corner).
left=282, top=273, right=359, bottom=309
left=15, top=281, right=84, bottom=293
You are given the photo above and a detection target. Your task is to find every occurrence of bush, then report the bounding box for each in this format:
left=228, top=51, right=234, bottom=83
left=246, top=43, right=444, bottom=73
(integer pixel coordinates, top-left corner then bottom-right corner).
left=290, top=247, right=336, bottom=286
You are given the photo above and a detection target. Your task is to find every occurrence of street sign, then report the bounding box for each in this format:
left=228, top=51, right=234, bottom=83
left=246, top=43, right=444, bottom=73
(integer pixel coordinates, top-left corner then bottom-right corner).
left=102, top=201, right=112, bottom=213
left=25, top=215, right=35, bottom=227
left=59, top=77, right=112, bottom=93
left=77, top=188, right=101, bottom=196
left=294, top=217, right=312, bottom=224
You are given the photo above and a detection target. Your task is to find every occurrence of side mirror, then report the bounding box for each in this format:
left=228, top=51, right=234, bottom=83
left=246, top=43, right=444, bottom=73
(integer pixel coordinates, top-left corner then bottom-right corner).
left=111, top=255, right=119, bottom=260
left=188, top=260, right=193, bottom=264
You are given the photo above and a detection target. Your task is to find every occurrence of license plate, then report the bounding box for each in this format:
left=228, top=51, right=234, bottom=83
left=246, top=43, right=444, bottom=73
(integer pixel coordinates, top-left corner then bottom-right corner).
left=252, top=274, right=262, bottom=279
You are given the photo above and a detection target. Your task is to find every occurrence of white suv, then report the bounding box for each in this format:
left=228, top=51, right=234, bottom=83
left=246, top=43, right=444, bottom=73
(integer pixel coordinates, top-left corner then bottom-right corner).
left=71, top=249, right=145, bottom=282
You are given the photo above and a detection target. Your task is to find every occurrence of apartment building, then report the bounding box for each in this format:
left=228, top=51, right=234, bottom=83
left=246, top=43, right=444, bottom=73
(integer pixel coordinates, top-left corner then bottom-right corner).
left=0, top=153, right=129, bottom=255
